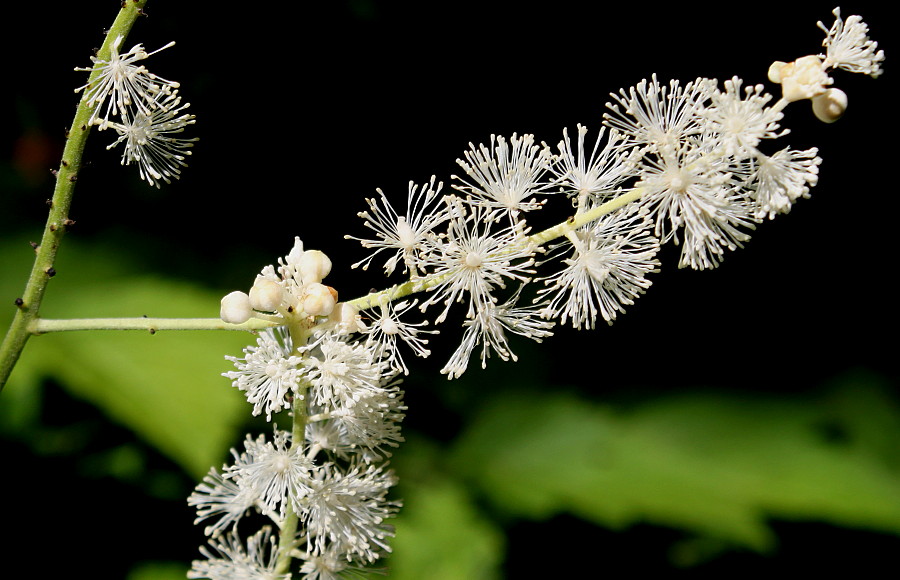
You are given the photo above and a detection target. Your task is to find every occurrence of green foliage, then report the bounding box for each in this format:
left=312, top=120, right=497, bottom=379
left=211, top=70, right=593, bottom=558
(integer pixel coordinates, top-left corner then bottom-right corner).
left=0, top=238, right=249, bottom=478
left=447, top=374, right=900, bottom=561
left=4, top=237, right=899, bottom=575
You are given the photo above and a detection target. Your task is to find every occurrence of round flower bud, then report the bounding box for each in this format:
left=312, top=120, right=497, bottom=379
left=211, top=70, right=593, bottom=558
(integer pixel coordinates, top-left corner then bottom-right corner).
left=302, top=283, right=336, bottom=317
left=811, top=88, right=848, bottom=123
left=220, top=291, right=252, bottom=324
left=298, top=250, right=332, bottom=284
left=249, top=278, right=284, bottom=312
left=328, top=302, right=366, bottom=334
left=767, top=61, right=787, bottom=84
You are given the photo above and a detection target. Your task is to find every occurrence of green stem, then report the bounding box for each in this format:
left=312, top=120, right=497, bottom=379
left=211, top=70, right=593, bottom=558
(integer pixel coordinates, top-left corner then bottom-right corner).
left=273, top=317, right=314, bottom=574
left=0, top=0, right=148, bottom=392
left=13, top=186, right=648, bottom=340
left=346, top=186, right=647, bottom=310
left=32, top=317, right=277, bottom=334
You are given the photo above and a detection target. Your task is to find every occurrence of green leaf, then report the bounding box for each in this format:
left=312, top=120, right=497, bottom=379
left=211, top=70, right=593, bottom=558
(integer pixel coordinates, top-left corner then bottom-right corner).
left=1, top=238, right=251, bottom=477
left=381, top=437, right=505, bottom=580
left=448, top=378, right=900, bottom=553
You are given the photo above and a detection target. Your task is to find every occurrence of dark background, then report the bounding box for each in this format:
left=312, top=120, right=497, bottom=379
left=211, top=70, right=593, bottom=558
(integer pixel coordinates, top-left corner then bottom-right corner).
left=2, top=0, right=896, bottom=577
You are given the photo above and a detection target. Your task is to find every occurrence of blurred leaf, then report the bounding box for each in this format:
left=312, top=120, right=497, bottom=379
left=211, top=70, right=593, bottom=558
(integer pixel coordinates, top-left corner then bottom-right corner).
left=1, top=238, right=251, bottom=478
left=385, top=437, right=505, bottom=580
left=127, top=561, right=189, bottom=580
left=449, top=379, right=900, bottom=553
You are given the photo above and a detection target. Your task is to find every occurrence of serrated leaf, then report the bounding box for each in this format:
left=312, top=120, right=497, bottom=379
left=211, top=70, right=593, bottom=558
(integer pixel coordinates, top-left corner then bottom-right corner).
left=448, top=380, right=900, bottom=552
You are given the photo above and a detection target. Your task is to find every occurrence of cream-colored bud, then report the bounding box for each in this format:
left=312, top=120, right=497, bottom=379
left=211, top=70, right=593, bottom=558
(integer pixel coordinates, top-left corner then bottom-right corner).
left=768, top=61, right=787, bottom=83
left=299, top=250, right=332, bottom=284
left=220, top=291, right=251, bottom=324
left=811, top=88, right=848, bottom=123
left=249, top=278, right=284, bottom=312
left=302, top=283, right=336, bottom=317
left=328, top=302, right=366, bottom=334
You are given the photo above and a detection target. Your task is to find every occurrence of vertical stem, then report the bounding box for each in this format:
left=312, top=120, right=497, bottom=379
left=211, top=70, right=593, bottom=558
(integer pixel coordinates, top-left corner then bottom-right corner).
left=274, top=317, right=312, bottom=574
left=0, top=0, right=148, bottom=391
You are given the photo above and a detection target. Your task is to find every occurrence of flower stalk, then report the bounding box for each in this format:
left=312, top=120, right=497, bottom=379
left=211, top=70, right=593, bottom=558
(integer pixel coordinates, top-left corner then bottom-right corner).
left=0, top=0, right=148, bottom=392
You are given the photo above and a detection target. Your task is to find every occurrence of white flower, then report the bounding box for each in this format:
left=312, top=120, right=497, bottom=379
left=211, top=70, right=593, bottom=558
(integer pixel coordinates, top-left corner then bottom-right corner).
left=536, top=207, right=660, bottom=329
left=189, top=526, right=288, bottom=580
left=223, top=327, right=304, bottom=421
left=363, top=299, right=435, bottom=375
left=225, top=430, right=313, bottom=521
left=550, top=124, right=637, bottom=211
left=441, top=288, right=554, bottom=379
left=301, top=462, right=400, bottom=563
left=305, top=333, right=390, bottom=410
left=636, top=148, right=756, bottom=270
left=325, top=387, right=407, bottom=461
left=701, top=77, right=786, bottom=158
left=347, top=176, right=449, bottom=277
left=453, top=133, right=554, bottom=221
left=604, top=75, right=713, bottom=153
left=419, top=201, right=537, bottom=323
left=297, top=543, right=371, bottom=580
left=819, top=7, right=885, bottom=77
left=748, top=147, right=821, bottom=219
left=74, top=35, right=179, bottom=125
left=103, top=91, right=197, bottom=188
left=188, top=467, right=260, bottom=537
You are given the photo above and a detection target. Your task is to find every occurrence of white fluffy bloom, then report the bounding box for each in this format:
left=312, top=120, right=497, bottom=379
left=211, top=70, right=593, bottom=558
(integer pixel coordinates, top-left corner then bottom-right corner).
left=305, top=333, right=391, bottom=410
left=701, top=77, right=786, bottom=158
left=536, top=207, right=660, bottom=329
left=419, top=201, right=537, bottom=323
left=347, top=176, right=450, bottom=277
left=441, top=288, right=554, bottom=379
left=103, top=91, right=197, bottom=188
left=188, top=467, right=260, bottom=537
left=224, top=430, right=313, bottom=521
left=819, top=7, right=885, bottom=77
left=604, top=75, right=713, bottom=152
left=636, top=148, right=755, bottom=270
left=550, top=124, right=637, bottom=210
left=74, top=35, right=179, bottom=125
left=453, top=133, right=554, bottom=221
left=189, top=526, right=288, bottom=580
left=301, top=462, right=400, bottom=563
left=748, top=147, right=821, bottom=219
left=363, top=299, right=436, bottom=375
left=223, top=327, right=304, bottom=421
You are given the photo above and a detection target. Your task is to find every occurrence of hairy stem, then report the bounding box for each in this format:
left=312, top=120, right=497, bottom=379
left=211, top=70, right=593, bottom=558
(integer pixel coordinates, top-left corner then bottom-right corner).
left=0, top=0, right=149, bottom=391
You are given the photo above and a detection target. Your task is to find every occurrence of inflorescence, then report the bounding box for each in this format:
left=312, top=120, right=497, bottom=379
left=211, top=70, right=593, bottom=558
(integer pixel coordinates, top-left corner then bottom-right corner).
left=188, top=8, right=882, bottom=578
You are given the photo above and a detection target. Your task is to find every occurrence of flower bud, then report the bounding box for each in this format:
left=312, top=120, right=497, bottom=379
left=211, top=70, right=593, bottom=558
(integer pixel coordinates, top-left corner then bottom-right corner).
left=328, top=302, right=366, bottom=334
left=220, top=291, right=251, bottom=324
left=811, top=88, right=848, bottom=123
left=299, top=250, right=332, bottom=284
left=302, top=283, right=336, bottom=316
left=249, top=278, right=284, bottom=312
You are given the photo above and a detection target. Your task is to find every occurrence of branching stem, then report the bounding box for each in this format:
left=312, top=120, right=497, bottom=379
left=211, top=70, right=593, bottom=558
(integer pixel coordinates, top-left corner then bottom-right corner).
left=0, top=1, right=148, bottom=392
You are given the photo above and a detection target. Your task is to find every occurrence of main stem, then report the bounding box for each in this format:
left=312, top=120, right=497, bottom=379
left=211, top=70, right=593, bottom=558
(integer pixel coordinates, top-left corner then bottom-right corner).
left=0, top=1, right=148, bottom=391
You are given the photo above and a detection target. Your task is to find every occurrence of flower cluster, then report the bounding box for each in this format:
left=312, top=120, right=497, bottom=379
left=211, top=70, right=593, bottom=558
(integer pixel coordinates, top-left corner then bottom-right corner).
left=191, top=239, right=406, bottom=578
left=191, top=7, right=882, bottom=578
left=74, top=35, right=196, bottom=187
